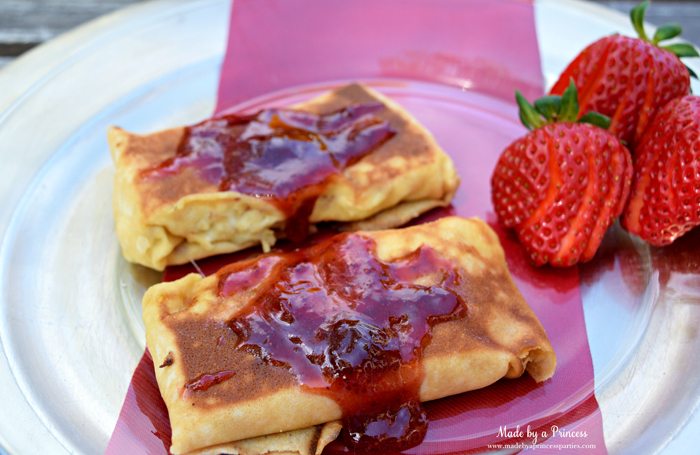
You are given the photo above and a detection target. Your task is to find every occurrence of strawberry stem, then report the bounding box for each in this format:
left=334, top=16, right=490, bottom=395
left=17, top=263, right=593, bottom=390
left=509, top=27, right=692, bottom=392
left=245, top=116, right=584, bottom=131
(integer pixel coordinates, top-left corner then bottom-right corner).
left=534, top=96, right=562, bottom=121
left=516, top=80, right=610, bottom=130
left=652, top=24, right=681, bottom=45
left=630, top=0, right=650, bottom=42
left=579, top=112, right=611, bottom=129
left=629, top=0, right=699, bottom=63
left=662, top=43, right=700, bottom=58
left=516, top=91, right=545, bottom=130
left=559, top=80, right=580, bottom=122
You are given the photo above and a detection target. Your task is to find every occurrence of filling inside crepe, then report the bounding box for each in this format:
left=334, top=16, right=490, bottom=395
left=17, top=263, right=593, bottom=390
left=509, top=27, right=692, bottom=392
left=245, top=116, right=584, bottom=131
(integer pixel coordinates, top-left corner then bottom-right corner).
left=140, top=103, right=395, bottom=242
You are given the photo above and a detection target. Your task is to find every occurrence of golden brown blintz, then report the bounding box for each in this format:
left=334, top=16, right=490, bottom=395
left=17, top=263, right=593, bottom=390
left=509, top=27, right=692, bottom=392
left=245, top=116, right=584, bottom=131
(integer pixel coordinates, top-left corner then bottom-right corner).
left=143, top=216, right=556, bottom=454
left=109, top=83, right=459, bottom=270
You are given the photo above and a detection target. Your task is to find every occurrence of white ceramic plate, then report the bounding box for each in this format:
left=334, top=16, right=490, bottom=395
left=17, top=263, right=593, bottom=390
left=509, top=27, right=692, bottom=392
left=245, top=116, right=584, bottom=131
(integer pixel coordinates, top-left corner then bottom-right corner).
left=0, top=1, right=698, bottom=453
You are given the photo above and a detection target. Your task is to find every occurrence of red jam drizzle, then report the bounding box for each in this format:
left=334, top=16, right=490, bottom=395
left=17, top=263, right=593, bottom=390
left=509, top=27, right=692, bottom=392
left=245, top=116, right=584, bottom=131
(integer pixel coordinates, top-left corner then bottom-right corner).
left=141, top=103, right=395, bottom=242
left=218, top=234, right=467, bottom=452
left=184, top=370, right=236, bottom=393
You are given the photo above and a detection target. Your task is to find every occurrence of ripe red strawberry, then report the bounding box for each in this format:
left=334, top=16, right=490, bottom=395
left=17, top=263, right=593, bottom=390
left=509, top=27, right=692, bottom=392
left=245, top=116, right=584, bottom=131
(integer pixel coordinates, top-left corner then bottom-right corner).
left=492, top=82, right=633, bottom=267
left=622, top=95, right=700, bottom=246
left=550, top=0, right=698, bottom=149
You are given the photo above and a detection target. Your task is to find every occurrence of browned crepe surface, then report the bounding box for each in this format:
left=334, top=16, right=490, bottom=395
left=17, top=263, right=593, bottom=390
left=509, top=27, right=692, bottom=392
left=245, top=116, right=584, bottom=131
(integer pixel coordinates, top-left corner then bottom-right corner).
left=143, top=217, right=556, bottom=453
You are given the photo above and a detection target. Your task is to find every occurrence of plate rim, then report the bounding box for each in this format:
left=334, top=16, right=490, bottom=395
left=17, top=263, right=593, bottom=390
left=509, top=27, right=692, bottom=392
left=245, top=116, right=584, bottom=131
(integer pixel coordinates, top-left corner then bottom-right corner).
left=0, top=0, right=698, bottom=454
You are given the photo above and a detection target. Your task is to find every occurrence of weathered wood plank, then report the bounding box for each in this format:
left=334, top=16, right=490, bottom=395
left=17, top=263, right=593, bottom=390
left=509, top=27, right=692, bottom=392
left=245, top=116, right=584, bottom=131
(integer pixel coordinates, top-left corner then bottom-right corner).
left=0, top=0, right=143, bottom=55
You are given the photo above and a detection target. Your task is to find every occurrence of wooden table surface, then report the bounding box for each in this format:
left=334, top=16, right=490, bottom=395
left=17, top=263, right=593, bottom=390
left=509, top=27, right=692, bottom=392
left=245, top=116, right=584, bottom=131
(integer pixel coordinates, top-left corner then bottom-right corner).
left=1, top=0, right=699, bottom=70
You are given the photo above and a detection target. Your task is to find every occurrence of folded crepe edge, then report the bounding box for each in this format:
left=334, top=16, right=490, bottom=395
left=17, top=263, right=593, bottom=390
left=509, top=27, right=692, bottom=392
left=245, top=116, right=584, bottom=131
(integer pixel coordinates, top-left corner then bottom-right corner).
left=187, top=421, right=342, bottom=455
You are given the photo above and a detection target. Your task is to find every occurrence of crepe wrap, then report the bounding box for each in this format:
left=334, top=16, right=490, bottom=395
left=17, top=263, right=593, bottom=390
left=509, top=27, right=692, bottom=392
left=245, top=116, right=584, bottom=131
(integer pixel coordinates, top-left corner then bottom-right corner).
left=143, top=217, right=556, bottom=454
left=109, top=83, right=459, bottom=270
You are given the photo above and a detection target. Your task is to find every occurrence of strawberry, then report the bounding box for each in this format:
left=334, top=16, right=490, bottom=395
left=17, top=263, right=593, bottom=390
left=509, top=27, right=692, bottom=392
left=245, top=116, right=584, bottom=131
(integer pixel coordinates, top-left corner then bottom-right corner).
left=622, top=95, right=700, bottom=246
left=549, top=0, right=698, bottom=149
left=491, top=81, right=633, bottom=267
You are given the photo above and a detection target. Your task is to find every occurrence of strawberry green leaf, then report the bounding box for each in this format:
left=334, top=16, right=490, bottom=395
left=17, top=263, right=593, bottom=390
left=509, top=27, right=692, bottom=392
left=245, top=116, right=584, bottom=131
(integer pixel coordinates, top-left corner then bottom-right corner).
left=534, top=96, right=562, bottom=121
left=687, top=64, right=699, bottom=80
left=662, top=43, right=700, bottom=58
left=580, top=112, right=611, bottom=130
left=516, top=91, right=545, bottom=130
left=652, top=24, right=682, bottom=45
left=630, top=0, right=650, bottom=42
left=559, top=79, right=580, bottom=122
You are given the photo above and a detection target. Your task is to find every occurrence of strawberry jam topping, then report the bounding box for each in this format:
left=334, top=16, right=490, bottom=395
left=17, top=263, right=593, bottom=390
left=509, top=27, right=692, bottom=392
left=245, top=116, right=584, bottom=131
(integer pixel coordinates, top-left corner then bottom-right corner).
left=217, top=233, right=467, bottom=452
left=141, top=104, right=395, bottom=242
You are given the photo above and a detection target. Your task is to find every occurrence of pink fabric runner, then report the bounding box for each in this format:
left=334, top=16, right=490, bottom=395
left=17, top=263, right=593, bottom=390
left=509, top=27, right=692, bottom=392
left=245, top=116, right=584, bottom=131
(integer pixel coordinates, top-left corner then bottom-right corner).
left=107, top=1, right=607, bottom=453
left=216, top=0, right=543, bottom=109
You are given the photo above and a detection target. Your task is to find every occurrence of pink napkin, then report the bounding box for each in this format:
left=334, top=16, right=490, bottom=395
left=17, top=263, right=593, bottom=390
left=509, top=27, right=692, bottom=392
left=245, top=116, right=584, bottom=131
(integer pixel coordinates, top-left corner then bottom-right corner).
left=108, top=1, right=607, bottom=453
